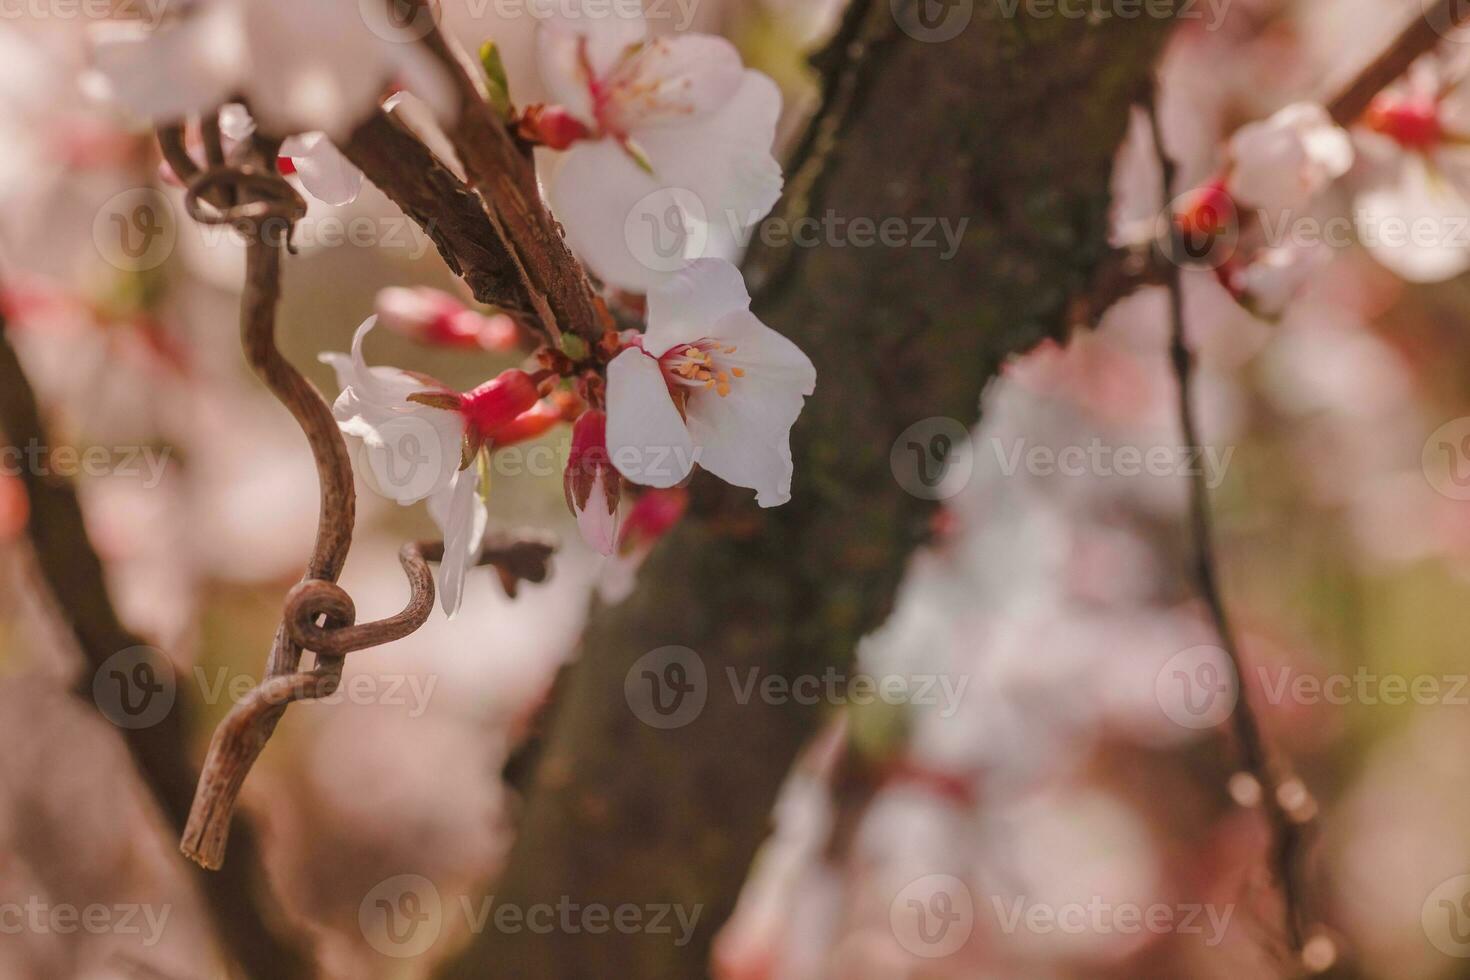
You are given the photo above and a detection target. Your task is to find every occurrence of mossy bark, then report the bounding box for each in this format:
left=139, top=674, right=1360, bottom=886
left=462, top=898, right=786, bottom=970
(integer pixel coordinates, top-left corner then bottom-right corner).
left=440, top=4, right=1173, bottom=976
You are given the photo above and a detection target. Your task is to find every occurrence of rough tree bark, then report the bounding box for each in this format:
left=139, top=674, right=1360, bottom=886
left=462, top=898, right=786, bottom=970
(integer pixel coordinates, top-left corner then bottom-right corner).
left=438, top=2, right=1174, bottom=977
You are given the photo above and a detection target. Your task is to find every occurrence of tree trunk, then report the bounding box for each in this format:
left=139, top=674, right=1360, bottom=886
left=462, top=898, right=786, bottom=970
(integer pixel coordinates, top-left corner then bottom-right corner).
left=440, top=3, right=1172, bottom=976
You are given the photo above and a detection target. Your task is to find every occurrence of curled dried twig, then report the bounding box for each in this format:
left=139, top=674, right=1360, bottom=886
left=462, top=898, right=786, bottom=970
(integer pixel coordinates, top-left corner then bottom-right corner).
left=171, top=126, right=439, bottom=869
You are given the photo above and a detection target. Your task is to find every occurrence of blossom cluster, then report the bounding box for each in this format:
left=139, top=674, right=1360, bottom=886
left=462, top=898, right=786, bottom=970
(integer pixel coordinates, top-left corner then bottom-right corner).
left=86, top=0, right=815, bottom=616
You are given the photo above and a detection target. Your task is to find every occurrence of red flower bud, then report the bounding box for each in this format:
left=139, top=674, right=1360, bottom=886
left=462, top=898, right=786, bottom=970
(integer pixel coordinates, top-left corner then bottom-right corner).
left=519, top=104, right=594, bottom=150
left=460, top=369, right=540, bottom=441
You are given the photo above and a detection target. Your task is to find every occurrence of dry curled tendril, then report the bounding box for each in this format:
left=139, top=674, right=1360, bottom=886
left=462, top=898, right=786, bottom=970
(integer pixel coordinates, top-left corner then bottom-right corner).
left=158, top=113, right=553, bottom=869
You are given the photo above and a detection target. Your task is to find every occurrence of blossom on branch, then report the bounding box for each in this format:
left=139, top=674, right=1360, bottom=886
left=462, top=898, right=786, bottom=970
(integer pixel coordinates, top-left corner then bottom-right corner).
left=1225, top=102, right=1352, bottom=213
left=605, top=259, right=815, bottom=507
left=321, top=317, right=555, bottom=615
left=529, top=3, right=783, bottom=293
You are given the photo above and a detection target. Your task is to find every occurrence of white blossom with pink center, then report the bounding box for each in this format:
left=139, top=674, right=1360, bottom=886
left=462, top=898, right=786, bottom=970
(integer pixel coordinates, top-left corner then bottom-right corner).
left=534, top=3, right=783, bottom=293
left=1225, top=101, right=1352, bottom=213
left=605, top=259, right=815, bottom=507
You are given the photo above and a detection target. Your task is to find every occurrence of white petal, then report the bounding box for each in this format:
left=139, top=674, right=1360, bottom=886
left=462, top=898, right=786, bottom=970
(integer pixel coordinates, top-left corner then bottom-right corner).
left=575, top=469, right=620, bottom=556
left=605, top=349, right=695, bottom=489
left=602, top=35, right=743, bottom=133
left=683, top=311, right=815, bottom=507
left=287, top=134, right=364, bottom=206
left=643, top=258, right=752, bottom=355
left=536, top=2, right=648, bottom=124
left=88, top=4, right=245, bottom=124
left=547, top=71, right=783, bottom=293
left=548, top=140, right=666, bottom=292
left=242, top=0, right=424, bottom=139
left=1357, top=151, right=1470, bottom=282
left=319, top=317, right=465, bottom=504
left=1226, top=102, right=1351, bottom=212
left=632, top=70, right=784, bottom=266
left=427, top=466, right=487, bottom=617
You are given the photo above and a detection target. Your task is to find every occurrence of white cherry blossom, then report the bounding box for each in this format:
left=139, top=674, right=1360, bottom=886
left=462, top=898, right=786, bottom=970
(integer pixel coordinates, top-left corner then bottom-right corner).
left=1226, top=102, right=1352, bottom=213
left=88, top=0, right=451, bottom=141
left=217, top=104, right=363, bottom=207
left=322, top=317, right=542, bottom=615
left=532, top=4, right=783, bottom=293
left=1352, top=55, right=1470, bottom=282
left=605, top=259, right=815, bottom=507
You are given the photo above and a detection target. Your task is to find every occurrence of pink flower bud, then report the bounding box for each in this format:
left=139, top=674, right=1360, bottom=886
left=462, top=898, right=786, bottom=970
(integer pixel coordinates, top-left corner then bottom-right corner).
left=460, top=370, right=540, bottom=441
left=564, top=410, right=621, bottom=555
left=518, top=104, right=594, bottom=150
left=376, top=287, right=521, bottom=351
left=618, top=486, right=688, bottom=555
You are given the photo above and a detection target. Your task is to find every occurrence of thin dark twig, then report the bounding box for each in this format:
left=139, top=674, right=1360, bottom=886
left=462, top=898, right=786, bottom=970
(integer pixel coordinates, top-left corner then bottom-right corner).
left=1327, top=0, right=1470, bottom=125
left=1145, top=96, right=1319, bottom=966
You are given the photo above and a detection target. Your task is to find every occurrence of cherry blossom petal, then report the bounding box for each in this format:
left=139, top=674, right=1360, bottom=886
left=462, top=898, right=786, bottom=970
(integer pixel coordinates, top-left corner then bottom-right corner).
left=682, top=312, right=815, bottom=508
left=536, top=3, right=648, bottom=125
left=427, top=465, right=487, bottom=617
left=632, top=70, right=784, bottom=267
left=643, top=258, right=753, bottom=356
left=243, top=0, right=447, bottom=139
left=547, top=71, right=782, bottom=293
left=602, top=35, right=744, bottom=133
left=1357, top=150, right=1470, bottom=282
left=88, top=3, right=245, bottom=124
left=575, top=469, right=620, bottom=556
left=281, top=132, right=364, bottom=206
left=320, top=318, right=465, bottom=505
left=606, top=349, right=696, bottom=489
left=1226, top=102, right=1351, bottom=212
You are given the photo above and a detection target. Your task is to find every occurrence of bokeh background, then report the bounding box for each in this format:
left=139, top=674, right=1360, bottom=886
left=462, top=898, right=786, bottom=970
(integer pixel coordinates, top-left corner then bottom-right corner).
left=2, top=0, right=1469, bottom=977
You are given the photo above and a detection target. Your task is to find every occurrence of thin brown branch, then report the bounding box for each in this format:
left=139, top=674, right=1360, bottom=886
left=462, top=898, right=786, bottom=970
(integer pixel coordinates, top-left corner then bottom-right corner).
left=0, top=280, right=317, bottom=976
left=1327, top=0, right=1470, bottom=125
left=338, top=110, right=532, bottom=318
left=1146, top=97, right=1320, bottom=967
left=412, top=7, right=610, bottom=345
